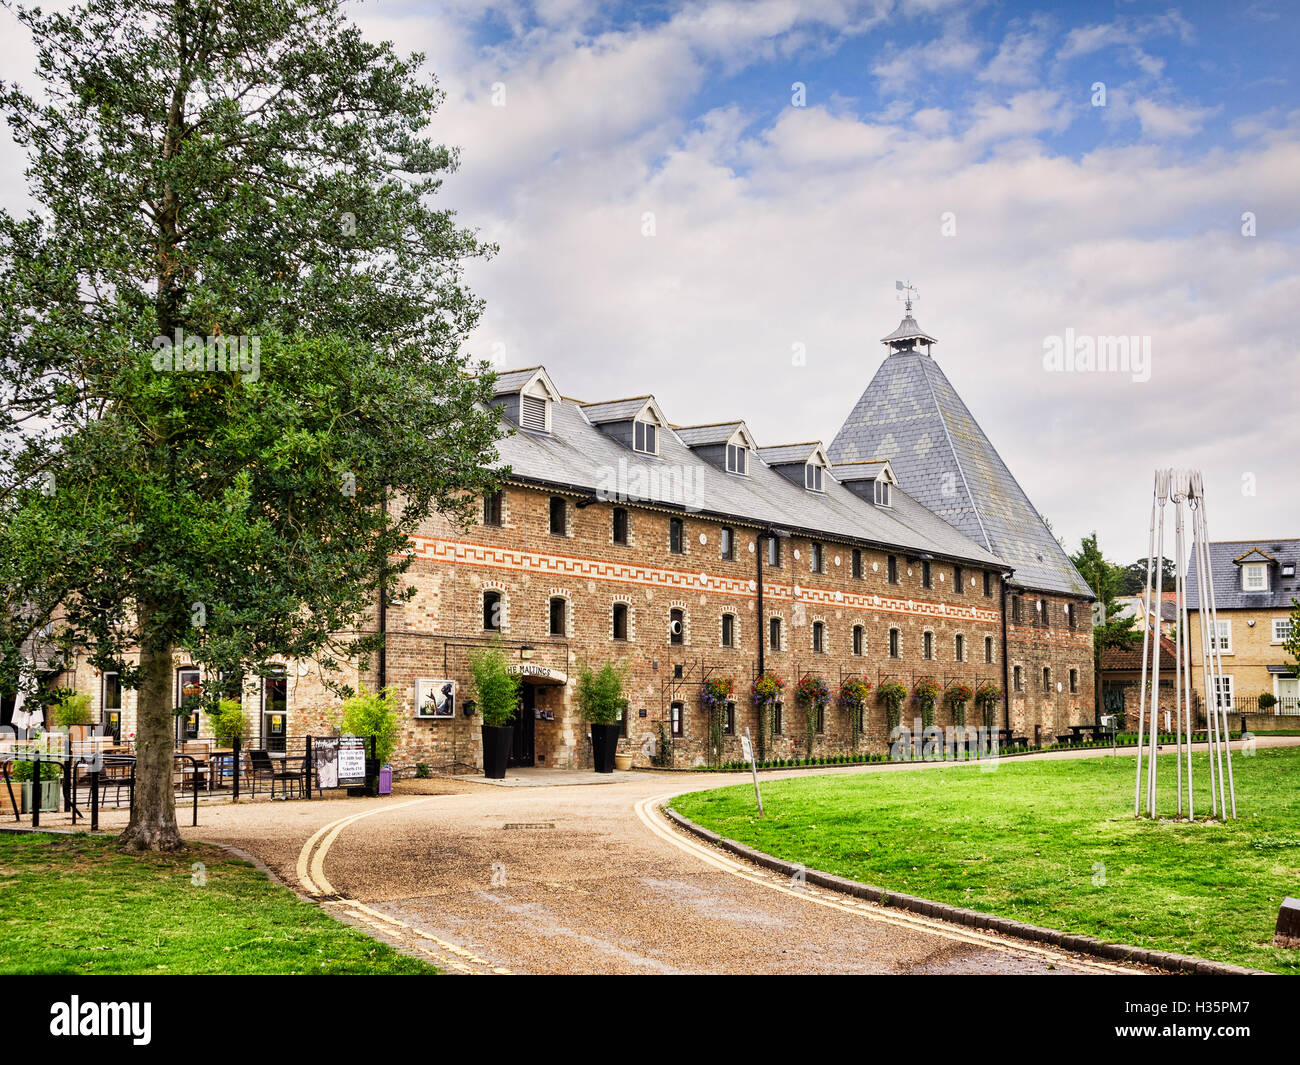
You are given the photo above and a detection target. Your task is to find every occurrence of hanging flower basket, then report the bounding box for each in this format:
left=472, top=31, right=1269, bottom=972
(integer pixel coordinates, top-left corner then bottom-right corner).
left=974, top=682, right=1002, bottom=729
left=752, top=671, right=784, bottom=762
left=839, top=678, right=872, bottom=748
left=913, top=677, right=940, bottom=730
left=944, top=681, right=974, bottom=726
left=877, top=680, right=908, bottom=731
left=702, top=677, right=734, bottom=767
left=795, top=675, right=830, bottom=757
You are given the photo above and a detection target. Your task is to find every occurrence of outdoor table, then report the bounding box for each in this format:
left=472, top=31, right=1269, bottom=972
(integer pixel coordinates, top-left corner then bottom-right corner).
left=208, top=748, right=236, bottom=790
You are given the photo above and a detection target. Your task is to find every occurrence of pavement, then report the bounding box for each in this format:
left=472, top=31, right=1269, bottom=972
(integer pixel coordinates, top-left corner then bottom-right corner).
left=86, top=739, right=1299, bottom=975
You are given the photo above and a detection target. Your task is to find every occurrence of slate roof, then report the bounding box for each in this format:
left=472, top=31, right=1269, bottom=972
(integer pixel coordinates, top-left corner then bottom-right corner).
left=488, top=379, right=1005, bottom=569
left=827, top=315, right=1091, bottom=598
left=673, top=422, right=745, bottom=447
left=580, top=397, right=652, bottom=423
left=1185, top=539, right=1300, bottom=611
left=757, top=443, right=823, bottom=466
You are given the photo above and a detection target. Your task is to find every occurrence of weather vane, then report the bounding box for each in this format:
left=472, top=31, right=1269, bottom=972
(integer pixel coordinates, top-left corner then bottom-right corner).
left=895, top=280, right=918, bottom=314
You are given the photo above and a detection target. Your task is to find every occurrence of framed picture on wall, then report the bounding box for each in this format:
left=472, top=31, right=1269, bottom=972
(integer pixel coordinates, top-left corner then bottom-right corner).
left=415, top=678, right=456, bottom=719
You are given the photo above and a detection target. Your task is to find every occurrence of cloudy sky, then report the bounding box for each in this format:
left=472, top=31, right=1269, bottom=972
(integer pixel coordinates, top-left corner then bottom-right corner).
left=3, top=0, right=1298, bottom=566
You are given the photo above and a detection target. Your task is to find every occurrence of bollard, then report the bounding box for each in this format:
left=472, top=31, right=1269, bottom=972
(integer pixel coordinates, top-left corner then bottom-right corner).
left=91, top=767, right=99, bottom=832
left=31, top=751, right=39, bottom=829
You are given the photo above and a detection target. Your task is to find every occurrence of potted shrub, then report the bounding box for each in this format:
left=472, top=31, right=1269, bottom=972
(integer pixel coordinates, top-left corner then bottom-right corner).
left=14, top=751, right=61, bottom=814
left=469, top=646, right=520, bottom=779
left=576, top=661, right=628, bottom=773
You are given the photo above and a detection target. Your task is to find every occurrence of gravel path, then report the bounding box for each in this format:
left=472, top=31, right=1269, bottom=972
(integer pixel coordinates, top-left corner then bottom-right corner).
left=84, top=740, right=1295, bottom=974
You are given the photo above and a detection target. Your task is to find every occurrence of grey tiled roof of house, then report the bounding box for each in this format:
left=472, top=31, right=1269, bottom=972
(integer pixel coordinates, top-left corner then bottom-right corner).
left=1185, top=539, right=1300, bottom=611
left=580, top=397, right=652, bottom=423
left=490, top=367, right=545, bottom=393
left=673, top=422, right=745, bottom=447
left=757, top=443, right=822, bottom=465
left=827, top=316, right=1091, bottom=598
left=488, top=379, right=1005, bottom=568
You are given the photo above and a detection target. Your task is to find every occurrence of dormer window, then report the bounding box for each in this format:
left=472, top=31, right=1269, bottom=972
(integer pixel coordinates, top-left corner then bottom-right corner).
left=633, top=419, right=658, bottom=455
left=874, top=479, right=891, bottom=507
left=1243, top=563, right=1268, bottom=592
left=520, top=393, right=549, bottom=432
left=726, top=443, right=748, bottom=475
left=805, top=463, right=824, bottom=492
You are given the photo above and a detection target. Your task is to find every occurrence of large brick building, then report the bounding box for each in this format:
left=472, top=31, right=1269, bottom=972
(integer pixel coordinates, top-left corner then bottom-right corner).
left=53, top=307, right=1096, bottom=771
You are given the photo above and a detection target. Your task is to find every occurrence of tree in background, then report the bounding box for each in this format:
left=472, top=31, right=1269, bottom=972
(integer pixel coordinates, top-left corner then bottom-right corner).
left=1119, top=557, right=1176, bottom=595
left=1071, top=532, right=1140, bottom=723
left=0, top=0, right=504, bottom=849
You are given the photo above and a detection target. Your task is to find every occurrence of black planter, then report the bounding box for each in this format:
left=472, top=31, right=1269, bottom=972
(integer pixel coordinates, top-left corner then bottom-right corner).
left=589, top=723, right=622, bottom=773
left=481, top=724, right=514, bottom=779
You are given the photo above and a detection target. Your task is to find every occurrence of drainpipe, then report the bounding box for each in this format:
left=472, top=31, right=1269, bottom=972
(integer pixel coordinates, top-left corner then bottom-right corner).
left=1000, top=574, right=1013, bottom=732
left=757, top=532, right=766, bottom=680
left=378, top=489, right=388, bottom=690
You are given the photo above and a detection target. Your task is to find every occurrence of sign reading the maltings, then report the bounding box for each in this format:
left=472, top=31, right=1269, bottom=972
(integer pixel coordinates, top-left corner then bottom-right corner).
left=506, top=664, right=568, bottom=684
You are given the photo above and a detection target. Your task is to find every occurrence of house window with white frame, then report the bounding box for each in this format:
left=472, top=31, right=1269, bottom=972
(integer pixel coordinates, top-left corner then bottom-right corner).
left=1242, top=563, right=1268, bottom=592
left=633, top=419, right=658, bottom=455
left=1213, top=674, right=1234, bottom=710
left=805, top=462, right=824, bottom=492
left=726, top=443, right=747, bottom=475
left=1209, top=620, right=1232, bottom=653
left=1271, top=617, right=1293, bottom=644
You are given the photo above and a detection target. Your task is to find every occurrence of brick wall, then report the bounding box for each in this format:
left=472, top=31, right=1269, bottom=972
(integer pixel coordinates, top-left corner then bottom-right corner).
left=58, top=483, right=1096, bottom=772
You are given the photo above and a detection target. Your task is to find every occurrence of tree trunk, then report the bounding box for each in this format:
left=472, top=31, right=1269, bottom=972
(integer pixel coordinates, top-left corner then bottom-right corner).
left=119, top=634, right=183, bottom=852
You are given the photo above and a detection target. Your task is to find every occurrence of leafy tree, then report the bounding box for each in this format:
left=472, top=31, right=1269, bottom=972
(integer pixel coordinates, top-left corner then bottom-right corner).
left=339, top=686, right=400, bottom=766
left=0, top=0, right=503, bottom=849
left=1070, top=532, right=1139, bottom=723
left=1118, top=557, right=1176, bottom=596
left=1284, top=599, right=1300, bottom=680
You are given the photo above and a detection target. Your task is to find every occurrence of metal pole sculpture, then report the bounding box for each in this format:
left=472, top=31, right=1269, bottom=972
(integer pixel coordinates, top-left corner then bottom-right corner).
left=1134, top=468, right=1238, bottom=820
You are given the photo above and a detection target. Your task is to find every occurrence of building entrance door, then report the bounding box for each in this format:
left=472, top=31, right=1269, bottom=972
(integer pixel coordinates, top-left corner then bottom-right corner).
left=509, top=683, right=536, bottom=767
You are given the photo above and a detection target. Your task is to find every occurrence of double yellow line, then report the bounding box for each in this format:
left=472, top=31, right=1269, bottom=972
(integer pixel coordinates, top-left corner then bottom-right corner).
left=295, top=799, right=510, bottom=976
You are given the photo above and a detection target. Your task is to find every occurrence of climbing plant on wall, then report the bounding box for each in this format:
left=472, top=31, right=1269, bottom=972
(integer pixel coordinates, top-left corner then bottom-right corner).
left=795, top=674, right=830, bottom=758
left=752, top=671, right=784, bottom=762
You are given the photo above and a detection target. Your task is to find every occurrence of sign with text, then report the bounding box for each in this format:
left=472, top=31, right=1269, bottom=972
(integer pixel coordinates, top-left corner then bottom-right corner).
left=337, top=735, right=367, bottom=788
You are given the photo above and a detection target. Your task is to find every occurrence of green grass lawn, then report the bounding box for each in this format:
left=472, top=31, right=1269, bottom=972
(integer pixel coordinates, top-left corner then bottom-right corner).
left=0, top=832, right=435, bottom=974
left=671, top=746, right=1300, bottom=973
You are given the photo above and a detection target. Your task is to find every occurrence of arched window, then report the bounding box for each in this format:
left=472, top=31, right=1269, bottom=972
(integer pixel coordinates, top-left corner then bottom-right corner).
left=483, top=591, right=502, bottom=631
left=612, top=603, right=629, bottom=641
left=923, top=630, right=934, bottom=660
left=721, top=613, right=736, bottom=648
left=889, top=628, right=901, bottom=658
left=852, top=625, right=864, bottom=656
left=548, top=596, right=566, bottom=637
left=812, top=620, right=825, bottom=653
left=669, top=608, right=684, bottom=646
left=954, top=633, right=965, bottom=662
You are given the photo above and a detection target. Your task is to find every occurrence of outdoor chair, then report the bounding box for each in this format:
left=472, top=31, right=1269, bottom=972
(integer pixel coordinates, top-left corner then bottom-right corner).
left=98, top=761, right=134, bottom=807
left=247, top=749, right=304, bottom=799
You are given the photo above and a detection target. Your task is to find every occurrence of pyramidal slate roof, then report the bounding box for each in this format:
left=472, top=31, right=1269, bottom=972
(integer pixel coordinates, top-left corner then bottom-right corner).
left=828, top=313, right=1091, bottom=598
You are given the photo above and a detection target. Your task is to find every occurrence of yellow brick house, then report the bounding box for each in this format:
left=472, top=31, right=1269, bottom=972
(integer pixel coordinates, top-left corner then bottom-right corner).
left=1186, top=539, right=1300, bottom=726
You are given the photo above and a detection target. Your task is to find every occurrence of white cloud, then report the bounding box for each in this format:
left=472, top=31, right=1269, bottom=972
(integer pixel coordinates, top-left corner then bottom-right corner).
left=1132, top=98, right=1220, bottom=139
